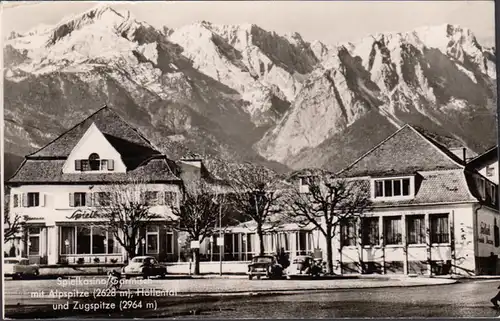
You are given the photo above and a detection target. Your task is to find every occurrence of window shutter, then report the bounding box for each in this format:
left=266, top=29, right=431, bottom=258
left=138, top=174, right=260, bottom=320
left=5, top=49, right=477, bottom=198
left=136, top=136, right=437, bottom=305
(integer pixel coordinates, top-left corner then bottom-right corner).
left=85, top=193, right=91, bottom=207
left=39, top=193, right=45, bottom=207
left=13, top=194, right=18, bottom=208
left=93, top=192, right=100, bottom=207
left=75, top=160, right=82, bottom=171
left=69, top=193, right=75, bottom=207
left=22, top=193, right=28, bottom=207
left=107, top=159, right=114, bottom=171
left=158, top=192, right=165, bottom=206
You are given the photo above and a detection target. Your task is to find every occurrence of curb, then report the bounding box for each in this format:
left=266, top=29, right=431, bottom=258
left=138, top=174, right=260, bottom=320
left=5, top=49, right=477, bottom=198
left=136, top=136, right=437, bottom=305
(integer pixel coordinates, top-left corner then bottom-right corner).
left=172, top=279, right=459, bottom=297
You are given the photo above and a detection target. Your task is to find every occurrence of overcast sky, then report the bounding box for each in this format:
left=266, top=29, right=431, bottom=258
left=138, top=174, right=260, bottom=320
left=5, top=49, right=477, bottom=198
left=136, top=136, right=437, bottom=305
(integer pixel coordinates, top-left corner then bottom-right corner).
left=2, top=1, right=496, bottom=47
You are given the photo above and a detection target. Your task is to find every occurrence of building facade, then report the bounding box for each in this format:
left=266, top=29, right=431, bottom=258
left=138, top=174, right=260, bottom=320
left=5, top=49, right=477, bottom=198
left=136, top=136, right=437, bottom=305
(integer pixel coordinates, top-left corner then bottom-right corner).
left=6, top=107, right=498, bottom=276
left=328, top=125, right=499, bottom=276
left=467, top=146, right=499, bottom=184
left=7, top=107, right=183, bottom=265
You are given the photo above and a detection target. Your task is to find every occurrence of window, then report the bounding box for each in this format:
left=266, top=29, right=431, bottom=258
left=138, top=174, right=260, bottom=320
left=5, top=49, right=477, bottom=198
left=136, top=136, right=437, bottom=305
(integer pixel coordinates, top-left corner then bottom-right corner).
left=495, top=219, right=499, bottom=248
left=165, top=192, right=177, bottom=206
left=277, top=232, right=290, bottom=254
left=430, top=214, right=449, bottom=244
left=374, top=178, right=411, bottom=198
left=100, top=160, right=108, bottom=171
left=89, top=153, right=100, bottom=171
left=295, top=231, right=312, bottom=256
left=299, top=177, right=311, bottom=193
left=384, top=216, right=402, bottom=245
left=60, top=226, right=120, bottom=255
left=361, top=217, right=379, bottom=246
left=76, top=226, right=91, bottom=254
left=407, top=215, right=425, bottom=244
left=92, top=227, right=106, bottom=254
left=166, top=231, right=174, bottom=254
left=493, top=185, right=498, bottom=206
left=107, top=232, right=120, bottom=254
left=27, top=193, right=40, bottom=207
left=61, top=226, right=75, bottom=254
left=71, top=192, right=87, bottom=207
left=75, top=156, right=114, bottom=172
left=13, top=194, right=19, bottom=208
left=146, top=225, right=159, bottom=254
left=144, top=191, right=159, bottom=206
left=28, top=227, right=40, bottom=255
left=341, top=219, right=357, bottom=246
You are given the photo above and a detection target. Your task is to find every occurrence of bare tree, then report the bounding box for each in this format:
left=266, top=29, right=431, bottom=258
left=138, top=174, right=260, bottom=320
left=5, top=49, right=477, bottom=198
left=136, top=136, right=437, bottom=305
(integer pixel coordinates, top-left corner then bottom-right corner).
left=90, top=178, right=161, bottom=261
left=4, top=196, right=22, bottom=244
left=169, top=179, right=226, bottom=275
left=284, top=169, right=372, bottom=274
left=227, top=163, right=283, bottom=256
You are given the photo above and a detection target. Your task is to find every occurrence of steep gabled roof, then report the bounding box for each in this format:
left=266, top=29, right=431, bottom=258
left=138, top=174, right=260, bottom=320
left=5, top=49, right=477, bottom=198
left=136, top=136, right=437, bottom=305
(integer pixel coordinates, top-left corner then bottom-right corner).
left=28, top=106, right=160, bottom=158
left=7, top=156, right=181, bottom=184
left=338, top=124, right=464, bottom=178
left=467, top=145, right=498, bottom=170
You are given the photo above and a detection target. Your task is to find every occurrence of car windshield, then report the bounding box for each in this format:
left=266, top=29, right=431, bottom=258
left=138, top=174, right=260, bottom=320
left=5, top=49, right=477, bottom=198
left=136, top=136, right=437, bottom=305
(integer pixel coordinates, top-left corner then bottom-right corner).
left=131, top=258, right=144, bottom=263
left=4, top=259, right=19, bottom=264
left=253, top=257, right=272, bottom=263
left=293, top=258, right=308, bottom=264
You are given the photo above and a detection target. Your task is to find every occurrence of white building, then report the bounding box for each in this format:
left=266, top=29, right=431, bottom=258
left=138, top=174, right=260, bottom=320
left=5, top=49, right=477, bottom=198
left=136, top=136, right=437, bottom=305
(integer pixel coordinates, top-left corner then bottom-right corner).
left=6, top=107, right=183, bottom=265
left=467, top=146, right=498, bottom=184
left=329, top=125, right=499, bottom=276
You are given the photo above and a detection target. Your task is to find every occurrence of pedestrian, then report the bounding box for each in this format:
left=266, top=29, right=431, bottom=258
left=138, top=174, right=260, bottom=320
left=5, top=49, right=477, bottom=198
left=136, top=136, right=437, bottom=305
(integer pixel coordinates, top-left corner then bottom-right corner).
left=491, top=285, right=500, bottom=308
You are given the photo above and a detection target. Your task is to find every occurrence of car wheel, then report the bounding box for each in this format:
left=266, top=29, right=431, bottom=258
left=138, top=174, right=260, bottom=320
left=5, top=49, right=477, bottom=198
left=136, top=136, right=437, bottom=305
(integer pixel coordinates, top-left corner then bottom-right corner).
left=160, top=273, right=167, bottom=279
left=248, top=275, right=253, bottom=280
left=125, top=275, right=131, bottom=280
left=17, top=273, right=23, bottom=280
left=256, top=275, right=261, bottom=280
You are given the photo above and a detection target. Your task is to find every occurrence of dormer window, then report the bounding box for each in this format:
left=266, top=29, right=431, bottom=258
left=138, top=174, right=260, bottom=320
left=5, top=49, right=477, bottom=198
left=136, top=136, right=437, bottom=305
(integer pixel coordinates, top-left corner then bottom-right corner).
left=89, top=153, right=100, bottom=171
left=372, top=177, right=413, bottom=200
left=75, top=154, right=114, bottom=172
left=299, top=177, right=311, bottom=193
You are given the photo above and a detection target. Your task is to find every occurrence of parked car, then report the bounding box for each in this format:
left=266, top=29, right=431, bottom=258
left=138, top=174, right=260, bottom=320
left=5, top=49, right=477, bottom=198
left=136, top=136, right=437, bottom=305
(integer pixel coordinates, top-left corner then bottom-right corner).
left=122, top=256, right=167, bottom=279
left=286, top=255, right=323, bottom=279
left=4, top=258, right=40, bottom=280
left=247, top=255, right=284, bottom=280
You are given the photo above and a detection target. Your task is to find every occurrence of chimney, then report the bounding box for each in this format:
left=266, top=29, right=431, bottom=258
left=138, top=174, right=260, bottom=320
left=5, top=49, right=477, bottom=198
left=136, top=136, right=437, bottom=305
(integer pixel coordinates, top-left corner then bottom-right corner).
left=462, top=147, right=467, bottom=164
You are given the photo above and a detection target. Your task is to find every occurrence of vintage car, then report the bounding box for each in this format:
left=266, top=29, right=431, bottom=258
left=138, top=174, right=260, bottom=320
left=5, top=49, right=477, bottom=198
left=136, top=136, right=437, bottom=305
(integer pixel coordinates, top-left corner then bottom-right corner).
left=247, top=255, right=284, bottom=280
left=4, top=257, right=40, bottom=280
left=286, top=255, right=323, bottom=279
left=122, top=256, right=167, bottom=279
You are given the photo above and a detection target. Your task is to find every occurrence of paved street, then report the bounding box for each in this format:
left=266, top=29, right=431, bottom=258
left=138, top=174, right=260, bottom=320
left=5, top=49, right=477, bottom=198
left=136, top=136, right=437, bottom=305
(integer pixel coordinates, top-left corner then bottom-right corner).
left=4, top=277, right=500, bottom=318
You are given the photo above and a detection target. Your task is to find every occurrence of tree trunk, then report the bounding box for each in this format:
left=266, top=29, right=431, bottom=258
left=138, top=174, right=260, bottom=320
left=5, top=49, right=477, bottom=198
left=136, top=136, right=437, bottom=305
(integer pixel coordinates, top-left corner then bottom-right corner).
left=126, top=246, right=137, bottom=260
left=192, top=248, right=200, bottom=275
left=326, top=233, right=334, bottom=275
left=256, top=223, right=265, bottom=256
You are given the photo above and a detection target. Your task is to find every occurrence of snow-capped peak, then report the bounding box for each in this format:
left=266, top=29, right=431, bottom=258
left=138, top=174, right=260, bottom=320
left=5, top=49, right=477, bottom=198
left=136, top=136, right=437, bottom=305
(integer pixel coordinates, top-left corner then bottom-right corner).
left=45, top=5, right=136, bottom=46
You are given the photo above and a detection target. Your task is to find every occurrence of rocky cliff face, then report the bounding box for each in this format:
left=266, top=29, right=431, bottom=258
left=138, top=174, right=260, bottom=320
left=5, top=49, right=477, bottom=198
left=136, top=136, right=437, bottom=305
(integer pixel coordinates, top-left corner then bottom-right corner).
left=256, top=24, right=497, bottom=169
left=4, top=4, right=497, bottom=173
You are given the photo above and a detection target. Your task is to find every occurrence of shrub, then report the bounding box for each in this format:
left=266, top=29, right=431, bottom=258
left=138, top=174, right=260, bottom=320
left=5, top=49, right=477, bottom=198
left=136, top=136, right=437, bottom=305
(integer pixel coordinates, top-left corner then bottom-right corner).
left=93, top=257, right=100, bottom=263
left=110, top=258, right=118, bottom=264
left=77, top=258, right=85, bottom=265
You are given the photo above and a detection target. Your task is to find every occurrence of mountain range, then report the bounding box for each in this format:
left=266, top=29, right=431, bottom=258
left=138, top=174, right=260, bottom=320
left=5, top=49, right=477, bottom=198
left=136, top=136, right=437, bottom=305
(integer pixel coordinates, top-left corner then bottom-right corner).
left=3, top=4, right=497, bottom=179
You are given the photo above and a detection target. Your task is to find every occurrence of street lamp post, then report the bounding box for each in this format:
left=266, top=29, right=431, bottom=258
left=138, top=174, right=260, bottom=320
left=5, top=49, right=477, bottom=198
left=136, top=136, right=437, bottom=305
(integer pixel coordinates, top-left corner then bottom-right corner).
left=219, top=201, right=222, bottom=276
left=141, top=238, right=146, bottom=256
